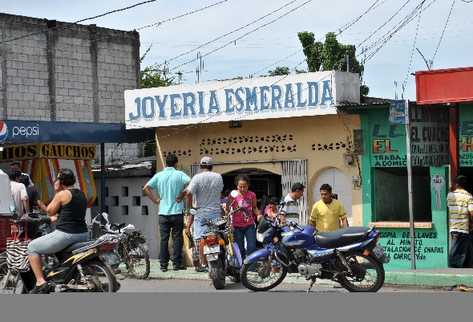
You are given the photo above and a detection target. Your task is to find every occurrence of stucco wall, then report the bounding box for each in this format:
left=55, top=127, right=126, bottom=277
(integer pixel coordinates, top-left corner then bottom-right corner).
left=155, top=114, right=363, bottom=225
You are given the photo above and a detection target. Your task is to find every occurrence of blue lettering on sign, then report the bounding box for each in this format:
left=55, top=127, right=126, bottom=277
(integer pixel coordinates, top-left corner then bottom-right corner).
left=296, top=82, right=307, bottom=108
left=182, top=92, right=196, bottom=116
left=259, top=86, right=270, bottom=111
left=245, top=87, right=258, bottom=112
left=321, top=80, right=333, bottom=106
left=170, top=94, right=181, bottom=118
left=155, top=95, right=167, bottom=119
left=225, top=89, right=235, bottom=113
left=142, top=96, right=155, bottom=118
left=284, top=84, right=295, bottom=108
left=208, top=90, right=220, bottom=114
left=128, top=79, right=337, bottom=123
left=197, top=91, right=205, bottom=115
left=271, top=85, right=282, bottom=110
left=130, top=97, right=141, bottom=120
left=307, top=82, right=318, bottom=107
left=235, top=87, right=245, bottom=112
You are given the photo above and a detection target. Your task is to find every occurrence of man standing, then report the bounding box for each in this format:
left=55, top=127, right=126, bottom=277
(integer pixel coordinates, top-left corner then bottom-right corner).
left=10, top=162, right=33, bottom=187
left=143, top=154, right=190, bottom=272
left=447, top=175, right=473, bottom=268
left=177, top=156, right=223, bottom=272
left=9, top=169, right=29, bottom=217
left=280, top=182, right=306, bottom=224
left=310, top=184, right=348, bottom=233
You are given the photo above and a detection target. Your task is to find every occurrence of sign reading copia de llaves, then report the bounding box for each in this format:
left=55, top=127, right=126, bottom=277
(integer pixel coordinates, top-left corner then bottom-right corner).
left=124, top=71, right=360, bottom=129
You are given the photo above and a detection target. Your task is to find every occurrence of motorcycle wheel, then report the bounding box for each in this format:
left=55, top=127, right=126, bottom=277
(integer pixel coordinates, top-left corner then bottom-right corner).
left=337, top=253, right=385, bottom=292
left=125, top=244, right=150, bottom=279
left=240, top=258, right=287, bottom=292
left=79, top=261, right=117, bottom=293
left=208, top=260, right=226, bottom=290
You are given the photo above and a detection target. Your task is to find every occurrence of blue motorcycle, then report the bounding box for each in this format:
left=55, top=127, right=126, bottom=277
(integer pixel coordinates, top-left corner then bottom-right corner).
left=240, top=217, right=388, bottom=292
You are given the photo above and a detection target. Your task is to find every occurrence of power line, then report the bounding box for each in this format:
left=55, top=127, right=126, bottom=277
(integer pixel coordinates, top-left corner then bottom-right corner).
left=357, top=0, right=413, bottom=47
left=136, top=0, right=229, bottom=31
left=165, top=0, right=302, bottom=65
left=337, top=0, right=384, bottom=35
left=431, top=0, right=456, bottom=66
left=362, top=0, right=438, bottom=63
left=169, top=0, right=315, bottom=72
left=0, top=0, right=159, bottom=45
left=402, top=0, right=425, bottom=96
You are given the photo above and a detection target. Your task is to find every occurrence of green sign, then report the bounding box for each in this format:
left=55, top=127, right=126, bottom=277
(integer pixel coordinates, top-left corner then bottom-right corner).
left=369, top=107, right=449, bottom=168
left=459, top=104, right=473, bottom=167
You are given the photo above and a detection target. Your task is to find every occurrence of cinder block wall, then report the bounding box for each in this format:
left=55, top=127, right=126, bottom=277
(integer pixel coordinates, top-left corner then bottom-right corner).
left=0, top=13, right=142, bottom=163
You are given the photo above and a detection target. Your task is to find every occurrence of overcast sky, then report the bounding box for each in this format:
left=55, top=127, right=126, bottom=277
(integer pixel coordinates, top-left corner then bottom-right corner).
left=2, top=0, right=472, bottom=99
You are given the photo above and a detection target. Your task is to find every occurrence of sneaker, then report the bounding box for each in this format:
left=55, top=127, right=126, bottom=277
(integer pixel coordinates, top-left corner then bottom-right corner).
left=160, top=267, right=168, bottom=272
left=195, top=266, right=208, bottom=273
left=30, top=282, right=52, bottom=294
left=173, top=265, right=187, bottom=271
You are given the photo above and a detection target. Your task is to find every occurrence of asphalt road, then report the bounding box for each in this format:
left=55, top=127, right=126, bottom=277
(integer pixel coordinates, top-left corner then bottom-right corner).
left=118, top=278, right=455, bottom=293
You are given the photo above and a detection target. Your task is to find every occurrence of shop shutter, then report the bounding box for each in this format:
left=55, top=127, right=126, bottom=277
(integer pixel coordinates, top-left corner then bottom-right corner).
left=281, top=159, right=308, bottom=224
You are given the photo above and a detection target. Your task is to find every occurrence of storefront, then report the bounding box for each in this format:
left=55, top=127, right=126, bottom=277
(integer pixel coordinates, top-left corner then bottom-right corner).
left=343, top=103, right=450, bottom=269
left=0, top=119, right=153, bottom=251
left=125, top=71, right=364, bottom=225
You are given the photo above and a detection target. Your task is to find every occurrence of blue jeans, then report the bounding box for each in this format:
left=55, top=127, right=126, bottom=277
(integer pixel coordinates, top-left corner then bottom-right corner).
left=27, top=229, right=89, bottom=256
left=233, top=225, right=257, bottom=260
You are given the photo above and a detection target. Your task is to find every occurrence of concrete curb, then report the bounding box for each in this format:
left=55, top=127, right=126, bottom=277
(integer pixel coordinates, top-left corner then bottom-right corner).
left=148, top=261, right=473, bottom=288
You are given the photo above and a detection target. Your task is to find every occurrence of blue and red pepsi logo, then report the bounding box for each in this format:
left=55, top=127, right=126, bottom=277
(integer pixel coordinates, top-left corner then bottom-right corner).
left=0, top=121, right=8, bottom=143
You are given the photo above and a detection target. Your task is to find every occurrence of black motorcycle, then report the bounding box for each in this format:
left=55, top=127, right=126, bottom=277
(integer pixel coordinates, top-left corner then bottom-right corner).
left=1, top=215, right=121, bottom=294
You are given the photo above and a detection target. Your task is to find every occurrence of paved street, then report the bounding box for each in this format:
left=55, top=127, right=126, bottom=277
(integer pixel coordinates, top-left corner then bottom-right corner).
left=118, top=278, right=457, bottom=293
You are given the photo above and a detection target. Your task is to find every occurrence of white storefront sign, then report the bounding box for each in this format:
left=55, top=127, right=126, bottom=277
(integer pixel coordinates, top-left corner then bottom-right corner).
left=124, top=71, right=360, bottom=129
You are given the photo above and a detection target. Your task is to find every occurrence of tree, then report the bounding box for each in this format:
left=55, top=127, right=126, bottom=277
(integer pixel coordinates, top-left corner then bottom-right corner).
left=297, top=31, right=369, bottom=96
left=139, top=64, right=177, bottom=157
left=268, top=66, right=290, bottom=76
left=139, top=65, right=177, bottom=89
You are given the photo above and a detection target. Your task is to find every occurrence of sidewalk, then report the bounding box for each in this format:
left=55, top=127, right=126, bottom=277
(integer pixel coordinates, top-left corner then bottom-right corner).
left=147, top=260, right=473, bottom=288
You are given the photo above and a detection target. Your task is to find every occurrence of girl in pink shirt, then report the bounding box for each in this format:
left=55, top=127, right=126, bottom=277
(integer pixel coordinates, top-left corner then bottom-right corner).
left=228, top=175, right=261, bottom=259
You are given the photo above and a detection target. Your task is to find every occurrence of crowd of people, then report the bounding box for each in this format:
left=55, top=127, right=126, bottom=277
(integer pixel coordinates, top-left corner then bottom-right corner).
left=143, top=153, right=349, bottom=272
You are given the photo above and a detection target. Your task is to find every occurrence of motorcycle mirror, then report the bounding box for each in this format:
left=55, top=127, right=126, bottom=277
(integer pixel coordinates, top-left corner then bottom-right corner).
left=230, top=190, right=239, bottom=198
left=101, top=212, right=110, bottom=223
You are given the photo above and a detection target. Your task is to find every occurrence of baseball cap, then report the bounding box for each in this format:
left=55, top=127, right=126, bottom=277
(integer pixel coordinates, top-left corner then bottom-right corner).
left=200, top=156, right=213, bottom=166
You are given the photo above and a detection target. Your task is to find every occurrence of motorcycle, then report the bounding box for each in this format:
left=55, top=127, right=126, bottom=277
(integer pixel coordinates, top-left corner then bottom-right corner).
left=91, top=212, right=150, bottom=279
left=241, top=214, right=389, bottom=293
left=195, top=203, right=243, bottom=290
left=1, top=215, right=121, bottom=294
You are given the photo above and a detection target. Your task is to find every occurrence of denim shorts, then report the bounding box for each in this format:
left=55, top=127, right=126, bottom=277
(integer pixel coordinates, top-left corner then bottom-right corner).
left=27, top=229, right=89, bottom=256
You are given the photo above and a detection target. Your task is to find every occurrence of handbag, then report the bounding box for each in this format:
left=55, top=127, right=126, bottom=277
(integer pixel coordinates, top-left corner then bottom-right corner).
left=6, top=221, right=31, bottom=273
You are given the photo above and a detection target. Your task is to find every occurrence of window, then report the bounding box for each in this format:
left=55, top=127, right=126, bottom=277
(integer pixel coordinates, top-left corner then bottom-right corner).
left=122, top=205, right=129, bottom=216
left=142, top=205, right=149, bottom=216
left=112, top=196, right=119, bottom=206
left=373, top=167, right=431, bottom=222
left=121, top=186, right=129, bottom=197
left=133, top=196, right=141, bottom=206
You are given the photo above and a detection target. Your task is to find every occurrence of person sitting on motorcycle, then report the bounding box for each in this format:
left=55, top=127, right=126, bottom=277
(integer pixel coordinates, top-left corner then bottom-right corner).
left=27, top=168, right=89, bottom=294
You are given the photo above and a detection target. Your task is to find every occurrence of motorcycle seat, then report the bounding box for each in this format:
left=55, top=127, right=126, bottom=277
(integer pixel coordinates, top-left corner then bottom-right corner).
left=315, top=227, right=372, bottom=249
left=62, top=241, right=96, bottom=253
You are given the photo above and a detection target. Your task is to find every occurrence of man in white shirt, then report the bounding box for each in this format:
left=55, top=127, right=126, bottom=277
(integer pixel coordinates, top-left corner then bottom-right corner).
left=9, top=170, right=29, bottom=216
left=280, top=182, right=305, bottom=224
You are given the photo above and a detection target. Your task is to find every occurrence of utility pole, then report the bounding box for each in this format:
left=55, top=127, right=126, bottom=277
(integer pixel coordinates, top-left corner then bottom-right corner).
left=195, top=51, right=204, bottom=83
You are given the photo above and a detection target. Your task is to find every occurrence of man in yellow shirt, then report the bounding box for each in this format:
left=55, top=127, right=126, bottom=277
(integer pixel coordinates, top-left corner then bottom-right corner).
left=310, top=184, right=348, bottom=232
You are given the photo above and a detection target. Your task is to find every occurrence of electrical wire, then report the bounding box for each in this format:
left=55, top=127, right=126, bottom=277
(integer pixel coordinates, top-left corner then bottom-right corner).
left=402, top=0, right=425, bottom=95
left=164, top=0, right=302, bottom=65
left=136, top=0, right=229, bottom=31
left=431, top=0, right=456, bottom=66
left=0, top=0, right=159, bottom=45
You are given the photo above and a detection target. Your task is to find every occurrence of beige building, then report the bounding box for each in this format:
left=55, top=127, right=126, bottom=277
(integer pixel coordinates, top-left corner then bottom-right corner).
left=154, top=113, right=362, bottom=226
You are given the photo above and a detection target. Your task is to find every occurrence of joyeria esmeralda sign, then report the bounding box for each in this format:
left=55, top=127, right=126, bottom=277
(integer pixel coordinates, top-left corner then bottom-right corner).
left=0, top=143, right=96, bottom=161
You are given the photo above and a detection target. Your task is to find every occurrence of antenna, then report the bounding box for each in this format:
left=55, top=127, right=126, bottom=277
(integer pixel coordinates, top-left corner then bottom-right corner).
left=195, top=51, right=205, bottom=83
left=415, top=47, right=432, bottom=70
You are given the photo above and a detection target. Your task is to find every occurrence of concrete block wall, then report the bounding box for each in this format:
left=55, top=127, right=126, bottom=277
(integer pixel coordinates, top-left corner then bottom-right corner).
left=0, top=13, right=142, bottom=164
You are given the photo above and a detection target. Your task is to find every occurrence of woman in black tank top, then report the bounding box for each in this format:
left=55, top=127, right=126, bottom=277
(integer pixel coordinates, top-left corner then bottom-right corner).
left=27, top=168, right=89, bottom=293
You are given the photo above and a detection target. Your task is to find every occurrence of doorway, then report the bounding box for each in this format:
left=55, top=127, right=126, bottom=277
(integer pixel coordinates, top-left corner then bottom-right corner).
left=222, top=168, right=282, bottom=210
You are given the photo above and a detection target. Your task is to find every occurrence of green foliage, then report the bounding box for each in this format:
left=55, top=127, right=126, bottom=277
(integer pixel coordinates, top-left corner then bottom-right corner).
left=268, top=66, right=290, bottom=76
left=139, top=65, right=176, bottom=88
left=297, top=31, right=368, bottom=96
